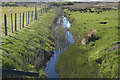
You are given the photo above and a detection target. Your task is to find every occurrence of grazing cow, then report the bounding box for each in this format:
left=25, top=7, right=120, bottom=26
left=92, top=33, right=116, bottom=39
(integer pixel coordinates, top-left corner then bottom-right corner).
left=81, top=30, right=96, bottom=45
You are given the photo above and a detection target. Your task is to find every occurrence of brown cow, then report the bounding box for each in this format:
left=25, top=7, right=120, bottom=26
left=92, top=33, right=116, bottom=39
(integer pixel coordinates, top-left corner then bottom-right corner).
left=81, top=30, right=96, bottom=45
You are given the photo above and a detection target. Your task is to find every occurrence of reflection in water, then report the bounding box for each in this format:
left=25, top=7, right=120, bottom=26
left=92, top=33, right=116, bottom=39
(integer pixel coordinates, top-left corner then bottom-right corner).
left=44, top=16, right=75, bottom=78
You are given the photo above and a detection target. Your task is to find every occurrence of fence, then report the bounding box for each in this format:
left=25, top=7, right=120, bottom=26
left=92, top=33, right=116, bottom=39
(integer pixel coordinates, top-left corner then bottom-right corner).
left=3, top=7, right=51, bottom=36
left=1, top=68, right=40, bottom=78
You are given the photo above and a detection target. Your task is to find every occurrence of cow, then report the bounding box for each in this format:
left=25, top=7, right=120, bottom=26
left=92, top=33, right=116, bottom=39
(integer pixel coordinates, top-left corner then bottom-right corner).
left=81, top=30, right=96, bottom=45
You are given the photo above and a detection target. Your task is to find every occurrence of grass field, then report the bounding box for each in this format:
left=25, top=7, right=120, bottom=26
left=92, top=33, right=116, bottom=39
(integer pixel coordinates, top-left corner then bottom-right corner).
left=56, top=8, right=119, bottom=78
left=1, top=9, right=55, bottom=77
left=2, top=6, right=44, bottom=37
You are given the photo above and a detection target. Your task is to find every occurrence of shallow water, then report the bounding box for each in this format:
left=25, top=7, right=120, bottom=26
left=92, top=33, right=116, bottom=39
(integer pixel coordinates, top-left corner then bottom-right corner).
left=44, top=16, right=75, bottom=78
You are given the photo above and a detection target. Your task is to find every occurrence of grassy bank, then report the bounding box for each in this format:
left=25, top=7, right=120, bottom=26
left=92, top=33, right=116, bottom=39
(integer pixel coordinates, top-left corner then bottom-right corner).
left=56, top=8, right=119, bottom=78
left=1, top=9, right=55, bottom=77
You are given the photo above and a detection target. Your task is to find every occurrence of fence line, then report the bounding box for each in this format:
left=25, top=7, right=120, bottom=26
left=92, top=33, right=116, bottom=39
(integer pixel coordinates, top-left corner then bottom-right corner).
left=3, top=7, right=51, bottom=36
left=2, top=68, right=40, bottom=78
left=2, top=6, right=52, bottom=77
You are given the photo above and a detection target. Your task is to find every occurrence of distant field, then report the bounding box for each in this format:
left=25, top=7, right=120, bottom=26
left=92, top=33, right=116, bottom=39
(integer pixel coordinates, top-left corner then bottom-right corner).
left=2, top=6, right=42, bottom=37
left=63, top=2, right=118, bottom=10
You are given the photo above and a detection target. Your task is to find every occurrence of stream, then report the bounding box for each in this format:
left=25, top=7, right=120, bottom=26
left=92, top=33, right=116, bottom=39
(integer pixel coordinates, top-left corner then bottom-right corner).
left=44, top=16, right=75, bottom=78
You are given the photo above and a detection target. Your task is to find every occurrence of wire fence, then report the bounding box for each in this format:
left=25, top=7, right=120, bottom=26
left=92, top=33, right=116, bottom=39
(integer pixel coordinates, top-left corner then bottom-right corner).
left=3, top=6, right=51, bottom=36
left=1, top=68, right=40, bottom=78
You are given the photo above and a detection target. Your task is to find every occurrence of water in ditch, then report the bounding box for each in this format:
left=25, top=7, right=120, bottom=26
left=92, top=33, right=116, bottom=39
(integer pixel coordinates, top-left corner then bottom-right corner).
left=44, top=16, right=75, bottom=78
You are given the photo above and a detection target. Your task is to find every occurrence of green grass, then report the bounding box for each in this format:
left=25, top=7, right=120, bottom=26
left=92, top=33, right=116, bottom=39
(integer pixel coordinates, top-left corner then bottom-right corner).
left=1, top=9, right=55, bottom=77
left=2, top=6, right=44, bottom=37
left=56, top=8, right=119, bottom=78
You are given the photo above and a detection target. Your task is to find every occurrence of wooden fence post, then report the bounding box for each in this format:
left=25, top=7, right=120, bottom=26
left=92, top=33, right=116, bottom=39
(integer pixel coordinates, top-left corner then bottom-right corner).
left=4, top=14, right=7, bottom=35
left=28, top=11, right=29, bottom=24
left=22, top=13, right=24, bottom=28
left=20, top=13, right=21, bottom=29
left=26, top=12, right=27, bottom=25
left=31, top=11, right=33, bottom=21
left=11, top=13, right=13, bottom=33
left=15, top=13, right=17, bottom=32
left=35, top=7, right=37, bottom=20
